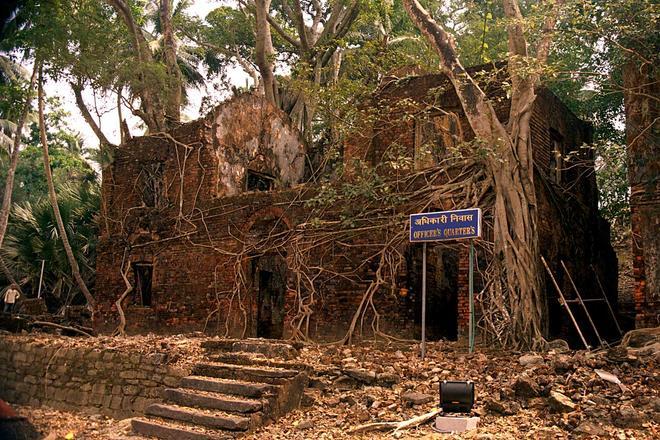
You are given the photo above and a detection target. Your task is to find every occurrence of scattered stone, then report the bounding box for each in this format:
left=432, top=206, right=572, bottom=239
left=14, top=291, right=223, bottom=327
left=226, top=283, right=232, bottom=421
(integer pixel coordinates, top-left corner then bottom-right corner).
left=613, top=404, right=646, bottom=428
left=296, top=420, right=314, bottom=430
left=573, top=421, right=608, bottom=436
left=547, top=339, right=570, bottom=353
left=301, top=392, right=316, bottom=407
left=333, top=375, right=358, bottom=391
left=548, top=391, right=576, bottom=413
left=376, top=372, right=401, bottom=386
left=513, top=375, right=540, bottom=398
left=519, top=354, right=544, bottom=366
left=343, top=368, right=376, bottom=384
left=401, top=391, right=434, bottom=406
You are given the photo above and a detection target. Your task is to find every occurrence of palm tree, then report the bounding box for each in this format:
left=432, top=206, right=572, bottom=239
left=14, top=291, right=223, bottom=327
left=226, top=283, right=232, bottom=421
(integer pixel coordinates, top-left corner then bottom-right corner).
left=2, top=182, right=99, bottom=309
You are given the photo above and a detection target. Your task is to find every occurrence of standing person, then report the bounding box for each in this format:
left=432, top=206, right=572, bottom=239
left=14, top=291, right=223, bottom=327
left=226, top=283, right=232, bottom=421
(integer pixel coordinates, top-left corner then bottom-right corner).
left=2, top=284, right=20, bottom=314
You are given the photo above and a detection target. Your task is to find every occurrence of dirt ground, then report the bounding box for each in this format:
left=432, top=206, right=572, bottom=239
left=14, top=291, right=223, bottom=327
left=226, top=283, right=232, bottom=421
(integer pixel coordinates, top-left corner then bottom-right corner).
left=12, top=335, right=660, bottom=440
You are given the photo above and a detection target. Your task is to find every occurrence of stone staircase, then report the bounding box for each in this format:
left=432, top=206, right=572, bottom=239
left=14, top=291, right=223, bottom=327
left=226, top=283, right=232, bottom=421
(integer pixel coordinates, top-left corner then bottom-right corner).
left=131, top=339, right=309, bottom=439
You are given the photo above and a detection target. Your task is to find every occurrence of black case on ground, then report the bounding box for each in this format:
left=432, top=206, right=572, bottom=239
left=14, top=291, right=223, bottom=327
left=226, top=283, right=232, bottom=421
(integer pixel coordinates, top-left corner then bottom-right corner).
left=439, top=380, right=475, bottom=413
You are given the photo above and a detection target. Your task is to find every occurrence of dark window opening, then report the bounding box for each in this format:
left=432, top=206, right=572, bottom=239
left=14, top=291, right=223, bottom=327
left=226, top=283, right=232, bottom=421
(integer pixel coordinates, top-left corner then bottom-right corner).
left=140, top=162, right=165, bottom=208
left=246, top=170, right=275, bottom=192
left=549, top=129, right=564, bottom=184
left=132, top=263, right=153, bottom=307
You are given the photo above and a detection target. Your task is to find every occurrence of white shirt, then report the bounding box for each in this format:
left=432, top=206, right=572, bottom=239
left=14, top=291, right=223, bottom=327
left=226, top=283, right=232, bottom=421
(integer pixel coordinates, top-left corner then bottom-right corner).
left=4, top=288, right=20, bottom=304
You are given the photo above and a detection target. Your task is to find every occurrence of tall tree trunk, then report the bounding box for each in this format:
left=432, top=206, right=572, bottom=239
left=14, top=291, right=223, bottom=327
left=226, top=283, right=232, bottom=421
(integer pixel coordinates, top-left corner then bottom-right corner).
left=403, top=0, right=557, bottom=348
left=623, top=58, right=659, bottom=327
left=160, top=0, right=182, bottom=124
left=38, top=68, right=96, bottom=310
left=0, top=65, right=37, bottom=251
left=254, top=0, right=279, bottom=105
left=105, top=0, right=168, bottom=131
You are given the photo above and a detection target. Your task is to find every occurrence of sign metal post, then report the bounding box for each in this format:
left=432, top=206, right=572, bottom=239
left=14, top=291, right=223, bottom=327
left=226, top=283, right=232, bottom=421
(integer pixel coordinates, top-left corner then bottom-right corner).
left=468, top=241, right=475, bottom=353
left=421, top=242, right=427, bottom=359
left=409, top=208, right=481, bottom=358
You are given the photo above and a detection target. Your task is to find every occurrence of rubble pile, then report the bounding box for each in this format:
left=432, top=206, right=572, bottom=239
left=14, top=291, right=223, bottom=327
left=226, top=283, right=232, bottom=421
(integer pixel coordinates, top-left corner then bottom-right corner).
left=249, top=333, right=659, bottom=439
left=11, top=328, right=660, bottom=439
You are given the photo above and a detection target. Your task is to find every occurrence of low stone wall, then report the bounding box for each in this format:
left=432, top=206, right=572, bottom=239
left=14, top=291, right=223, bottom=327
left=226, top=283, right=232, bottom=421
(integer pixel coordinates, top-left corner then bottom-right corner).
left=0, top=335, right=189, bottom=419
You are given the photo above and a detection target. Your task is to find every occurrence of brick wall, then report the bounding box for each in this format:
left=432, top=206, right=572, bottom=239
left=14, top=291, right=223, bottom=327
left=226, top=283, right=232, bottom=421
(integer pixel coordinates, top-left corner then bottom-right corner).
left=0, top=336, right=187, bottom=418
left=95, top=67, right=618, bottom=345
left=631, top=184, right=660, bottom=328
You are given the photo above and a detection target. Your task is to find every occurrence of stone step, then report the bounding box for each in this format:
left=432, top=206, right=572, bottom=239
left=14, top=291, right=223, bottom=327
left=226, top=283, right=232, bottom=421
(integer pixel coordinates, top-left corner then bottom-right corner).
left=145, top=403, right=251, bottom=431
left=180, top=375, right=278, bottom=399
left=192, top=362, right=300, bottom=385
left=164, top=388, right=264, bottom=413
left=201, top=339, right=299, bottom=360
left=131, top=417, right=233, bottom=440
left=208, top=352, right=310, bottom=372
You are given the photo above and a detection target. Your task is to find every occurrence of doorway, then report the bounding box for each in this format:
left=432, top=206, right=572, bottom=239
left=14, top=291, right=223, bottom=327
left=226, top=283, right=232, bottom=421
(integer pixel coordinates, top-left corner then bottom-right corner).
left=251, top=254, right=287, bottom=339
left=406, top=245, right=458, bottom=340
left=132, top=262, right=153, bottom=307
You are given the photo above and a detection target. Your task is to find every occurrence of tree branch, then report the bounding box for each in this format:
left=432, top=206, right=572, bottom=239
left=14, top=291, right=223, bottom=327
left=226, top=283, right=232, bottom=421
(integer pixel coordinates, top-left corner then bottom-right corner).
left=71, top=81, right=114, bottom=150
left=266, top=13, right=302, bottom=48
left=291, top=0, right=311, bottom=52
left=402, top=0, right=503, bottom=141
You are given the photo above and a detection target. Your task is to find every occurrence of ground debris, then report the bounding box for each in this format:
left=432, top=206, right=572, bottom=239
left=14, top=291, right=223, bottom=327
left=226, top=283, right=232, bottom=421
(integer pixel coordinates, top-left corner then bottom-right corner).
left=11, top=337, right=660, bottom=439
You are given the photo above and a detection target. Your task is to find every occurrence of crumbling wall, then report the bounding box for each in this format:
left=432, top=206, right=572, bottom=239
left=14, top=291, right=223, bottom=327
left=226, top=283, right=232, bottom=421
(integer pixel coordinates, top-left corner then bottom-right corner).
left=96, top=74, right=618, bottom=344
left=0, top=336, right=186, bottom=419
left=96, top=186, right=420, bottom=340
left=212, top=94, right=305, bottom=197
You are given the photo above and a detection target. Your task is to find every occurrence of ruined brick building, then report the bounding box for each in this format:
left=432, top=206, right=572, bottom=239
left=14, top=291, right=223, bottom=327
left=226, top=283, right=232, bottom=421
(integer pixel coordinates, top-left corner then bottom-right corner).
left=95, top=70, right=622, bottom=346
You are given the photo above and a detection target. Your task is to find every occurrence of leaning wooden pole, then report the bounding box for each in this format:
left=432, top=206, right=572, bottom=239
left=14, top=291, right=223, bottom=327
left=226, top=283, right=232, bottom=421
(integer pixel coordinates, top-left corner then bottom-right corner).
left=591, top=264, right=623, bottom=336
left=541, top=256, right=589, bottom=350
left=561, top=261, right=605, bottom=348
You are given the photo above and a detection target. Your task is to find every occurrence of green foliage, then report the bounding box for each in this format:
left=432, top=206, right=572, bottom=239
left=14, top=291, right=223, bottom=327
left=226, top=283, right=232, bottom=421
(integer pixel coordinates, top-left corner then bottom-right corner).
left=548, top=0, right=658, bottom=240
left=306, top=160, right=406, bottom=228
left=592, top=140, right=630, bottom=242
left=0, top=96, right=97, bottom=205
left=2, top=182, right=99, bottom=306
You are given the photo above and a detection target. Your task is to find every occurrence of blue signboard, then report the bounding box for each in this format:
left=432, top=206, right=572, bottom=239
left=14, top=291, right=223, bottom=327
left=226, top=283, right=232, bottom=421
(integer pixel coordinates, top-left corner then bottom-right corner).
left=409, top=208, right=481, bottom=242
